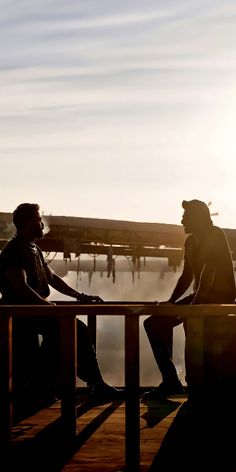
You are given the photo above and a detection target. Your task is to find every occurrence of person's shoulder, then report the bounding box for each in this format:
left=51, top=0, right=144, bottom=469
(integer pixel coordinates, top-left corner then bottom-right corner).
left=212, top=225, right=223, bottom=233
left=209, top=225, right=231, bottom=250
left=0, top=238, right=20, bottom=268
left=0, top=237, right=30, bottom=264
left=0, top=238, right=17, bottom=255
left=211, top=225, right=227, bottom=239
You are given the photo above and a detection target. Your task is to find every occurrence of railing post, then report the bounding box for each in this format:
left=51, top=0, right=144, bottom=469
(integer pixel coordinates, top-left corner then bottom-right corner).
left=185, top=315, right=204, bottom=400
left=59, top=315, right=77, bottom=438
left=0, top=314, right=12, bottom=447
left=125, top=314, right=140, bottom=472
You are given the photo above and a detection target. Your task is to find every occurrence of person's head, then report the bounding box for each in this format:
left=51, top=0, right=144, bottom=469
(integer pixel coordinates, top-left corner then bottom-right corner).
left=181, top=199, right=213, bottom=235
left=13, top=203, right=44, bottom=240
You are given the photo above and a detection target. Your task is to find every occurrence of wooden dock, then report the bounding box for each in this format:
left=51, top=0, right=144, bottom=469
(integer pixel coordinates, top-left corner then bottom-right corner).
left=8, top=391, right=236, bottom=472
left=2, top=303, right=236, bottom=471
left=9, top=392, right=185, bottom=472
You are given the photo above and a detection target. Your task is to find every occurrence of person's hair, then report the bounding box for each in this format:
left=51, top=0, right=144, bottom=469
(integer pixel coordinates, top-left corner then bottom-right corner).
left=13, top=203, right=40, bottom=229
left=182, top=199, right=212, bottom=225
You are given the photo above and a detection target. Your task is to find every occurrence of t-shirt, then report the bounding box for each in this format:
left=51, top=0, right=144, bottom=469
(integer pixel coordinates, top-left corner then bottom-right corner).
left=184, top=225, right=236, bottom=303
left=0, top=236, right=50, bottom=303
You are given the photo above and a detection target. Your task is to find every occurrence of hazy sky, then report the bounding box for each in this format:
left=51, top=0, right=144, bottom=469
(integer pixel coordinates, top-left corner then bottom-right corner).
left=1, top=0, right=236, bottom=227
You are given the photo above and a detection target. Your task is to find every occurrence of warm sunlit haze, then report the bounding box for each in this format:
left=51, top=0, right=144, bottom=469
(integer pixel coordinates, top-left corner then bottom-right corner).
left=1, top=1, right=236, bottom=387
left=1, top=1, right=236, bottom=228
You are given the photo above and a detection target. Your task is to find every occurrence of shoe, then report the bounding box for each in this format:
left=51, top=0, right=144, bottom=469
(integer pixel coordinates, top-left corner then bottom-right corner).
left=141, top=380, right=186, bottom=402
left=89, top=382, right=125, bottom=403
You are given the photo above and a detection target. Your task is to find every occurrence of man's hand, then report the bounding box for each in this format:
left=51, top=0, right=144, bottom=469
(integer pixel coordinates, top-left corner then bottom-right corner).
left=76, top=292, right=104, bottom=303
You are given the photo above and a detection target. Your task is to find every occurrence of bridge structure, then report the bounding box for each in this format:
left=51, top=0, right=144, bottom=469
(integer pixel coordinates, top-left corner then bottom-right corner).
left=1, top=212, right=236, bottom=276
left=1, top=213, right=236, bottom=470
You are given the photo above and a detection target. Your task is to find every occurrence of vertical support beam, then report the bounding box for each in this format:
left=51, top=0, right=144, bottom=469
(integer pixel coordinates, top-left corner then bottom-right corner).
left=185, top=316, right=204, bottom=400
left=125, top=314, right=140, bottom=472
left=0, top=315, right=12, bottom=447
left=60, top=316, right=77, bottom=438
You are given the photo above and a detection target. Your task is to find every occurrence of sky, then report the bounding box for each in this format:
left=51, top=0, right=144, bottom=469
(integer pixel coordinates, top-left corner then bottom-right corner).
left=1, top=0, right=236, bottom=228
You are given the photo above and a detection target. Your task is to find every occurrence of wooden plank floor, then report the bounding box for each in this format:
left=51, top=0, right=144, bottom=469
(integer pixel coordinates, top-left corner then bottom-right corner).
left=9, top=391, right=236, bottom=472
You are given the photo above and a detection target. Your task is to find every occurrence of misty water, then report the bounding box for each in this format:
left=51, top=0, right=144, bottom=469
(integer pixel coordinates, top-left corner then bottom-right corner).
left=48, top=256, right=187, bottom=387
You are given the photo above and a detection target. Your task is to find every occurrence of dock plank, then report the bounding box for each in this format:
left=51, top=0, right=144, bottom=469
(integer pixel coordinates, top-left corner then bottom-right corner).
left=10, top=393, right=236, bottom=471
left=11, top=396, right=185, bottom=472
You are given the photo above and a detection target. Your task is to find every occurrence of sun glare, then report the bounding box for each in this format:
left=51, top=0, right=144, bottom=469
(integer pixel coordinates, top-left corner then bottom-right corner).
left=216, top=94, right=236, bottom=169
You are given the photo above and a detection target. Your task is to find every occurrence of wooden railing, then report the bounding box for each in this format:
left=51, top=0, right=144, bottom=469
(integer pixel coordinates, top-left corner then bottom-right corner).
left=1, top=303, right=236, bottom=471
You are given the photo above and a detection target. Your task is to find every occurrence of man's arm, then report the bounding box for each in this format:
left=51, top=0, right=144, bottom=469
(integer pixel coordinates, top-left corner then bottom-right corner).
left=45, top=265, right=78, bottom=298
left=192, top=229, right=220, bottom=304
left=45, top=265, right=103, bottom=302
left=167, top=260, right=193, bottom=303
left=6, top=267, right=53, bottom=305
left=191, top=263, right=216, bottom=304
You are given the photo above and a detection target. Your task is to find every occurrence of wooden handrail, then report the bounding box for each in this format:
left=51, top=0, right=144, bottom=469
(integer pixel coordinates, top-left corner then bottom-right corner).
left=1, top=302, right=236, bottom=317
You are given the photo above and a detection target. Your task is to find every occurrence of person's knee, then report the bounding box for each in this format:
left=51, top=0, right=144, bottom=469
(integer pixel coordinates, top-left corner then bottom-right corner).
left=77, top=319, right=93, bottom=347
left=77, top=319, right=89, bottom=335
left=143, top=315, right=155, bottom=333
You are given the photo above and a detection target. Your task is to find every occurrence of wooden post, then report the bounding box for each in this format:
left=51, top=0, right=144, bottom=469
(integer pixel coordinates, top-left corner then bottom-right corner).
left=0, top=314, right=12, bottom=447
left=185, top=316, right=204, bottom=400
left=60, top=316, right=77, bottom=438
left=125, top=315, right=140, bottom=472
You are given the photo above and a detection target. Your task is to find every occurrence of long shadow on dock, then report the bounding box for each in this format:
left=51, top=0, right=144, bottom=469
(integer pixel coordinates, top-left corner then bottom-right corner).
left=10, top=400, right=123, bottom=472
left=147, top=398, right=236, bottom=472
left=141, top=398, right=182, bottom=428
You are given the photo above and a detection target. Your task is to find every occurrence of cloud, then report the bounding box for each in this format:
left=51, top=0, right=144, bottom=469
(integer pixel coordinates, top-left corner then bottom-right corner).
left=0, top=0, right=236, bottom=228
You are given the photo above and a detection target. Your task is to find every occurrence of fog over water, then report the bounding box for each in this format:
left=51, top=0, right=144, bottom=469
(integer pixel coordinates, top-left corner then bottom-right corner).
left=49, top=258, right=187, bottom=387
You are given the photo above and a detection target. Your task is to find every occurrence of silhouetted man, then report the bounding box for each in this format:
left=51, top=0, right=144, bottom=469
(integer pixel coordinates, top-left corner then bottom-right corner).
left=143, top=199, right=236, bottom=400
left=0, top=203, right=123, bottom=418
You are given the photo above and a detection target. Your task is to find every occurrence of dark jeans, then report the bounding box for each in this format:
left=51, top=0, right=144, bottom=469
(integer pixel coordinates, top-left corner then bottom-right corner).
left=12, top=317, right=102, bottom=399
left=76, top=319, right=102, bottom=385
left=143, top=294, right=194, bottom=385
